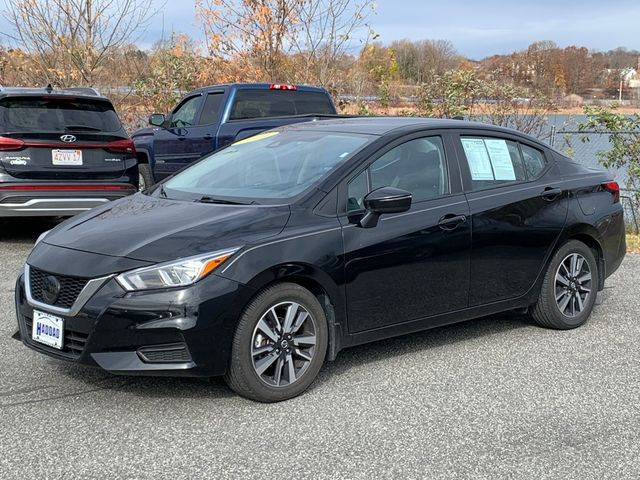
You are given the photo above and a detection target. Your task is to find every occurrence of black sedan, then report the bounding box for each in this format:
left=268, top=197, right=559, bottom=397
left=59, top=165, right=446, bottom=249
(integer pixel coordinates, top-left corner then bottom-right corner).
left=15, top=118, right=626, bottom=402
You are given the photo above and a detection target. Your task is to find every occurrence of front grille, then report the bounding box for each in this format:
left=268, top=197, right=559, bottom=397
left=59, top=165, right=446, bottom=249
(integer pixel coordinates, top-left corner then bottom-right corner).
left=137, top=344, right=192, bottom=363
left=23, top=315, right=89, bottom=358
left=29, top=267, right=89, bottom=309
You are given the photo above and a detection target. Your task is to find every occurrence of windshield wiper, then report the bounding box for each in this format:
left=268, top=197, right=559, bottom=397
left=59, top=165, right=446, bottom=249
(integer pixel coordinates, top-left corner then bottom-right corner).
left=196, top=196, right=254, bottom=205
left=64, top=125, right=102, bottom=131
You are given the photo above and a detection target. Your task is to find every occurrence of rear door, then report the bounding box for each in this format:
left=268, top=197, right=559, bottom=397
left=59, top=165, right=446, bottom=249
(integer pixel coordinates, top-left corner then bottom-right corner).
left=340, top=132, right=471, bottom=333
left=0, top=96, right=131, bottom=180
left=453, top=130, right=568, bottom=306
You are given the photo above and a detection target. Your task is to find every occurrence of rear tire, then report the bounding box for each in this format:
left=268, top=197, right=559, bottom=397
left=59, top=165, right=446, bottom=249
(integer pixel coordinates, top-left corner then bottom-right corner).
left=138, top=163, right=154, bottom=191
left=531, top=240, right=598, bottom=330
left=224, top=283, right=328, bottom=402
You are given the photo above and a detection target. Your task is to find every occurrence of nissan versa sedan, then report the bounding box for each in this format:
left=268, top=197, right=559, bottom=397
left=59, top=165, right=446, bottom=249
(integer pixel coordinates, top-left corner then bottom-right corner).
left=14, top=118, right=626, bottom=402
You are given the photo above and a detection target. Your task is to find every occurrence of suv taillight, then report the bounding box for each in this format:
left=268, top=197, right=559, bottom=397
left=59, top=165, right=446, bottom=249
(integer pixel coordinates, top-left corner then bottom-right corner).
left=602, top=181, right=620, bottom=203
left=0, top=136, right=25, bottom=151
left=106, top=139, right=136, bottom=154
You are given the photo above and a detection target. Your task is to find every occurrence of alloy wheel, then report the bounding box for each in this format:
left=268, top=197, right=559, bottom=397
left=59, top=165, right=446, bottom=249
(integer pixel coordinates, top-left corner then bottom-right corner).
left=251, top=301, right=317, bottom=387
left=554, top=253, right=592, bottom=318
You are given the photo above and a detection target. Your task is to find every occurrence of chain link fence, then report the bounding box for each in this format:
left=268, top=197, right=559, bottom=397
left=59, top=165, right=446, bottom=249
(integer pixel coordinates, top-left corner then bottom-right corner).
left=548, top=127, right=639, bottom=234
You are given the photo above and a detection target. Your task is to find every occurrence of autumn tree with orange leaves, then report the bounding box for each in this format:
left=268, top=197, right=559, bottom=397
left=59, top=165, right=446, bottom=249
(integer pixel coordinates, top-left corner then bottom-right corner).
left=195, top=0, right=375, bottom=88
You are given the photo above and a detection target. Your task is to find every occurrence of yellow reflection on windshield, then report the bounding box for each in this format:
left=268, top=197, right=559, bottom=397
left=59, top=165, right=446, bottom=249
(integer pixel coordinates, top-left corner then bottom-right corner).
left=233, top=131, right=279, bottom=146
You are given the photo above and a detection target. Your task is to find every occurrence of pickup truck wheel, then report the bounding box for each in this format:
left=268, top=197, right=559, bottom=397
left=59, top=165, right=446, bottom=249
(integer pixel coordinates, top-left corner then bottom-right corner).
left=138, top=164, right=154, bottom=191
left=531, top=240, right=598, bottom=330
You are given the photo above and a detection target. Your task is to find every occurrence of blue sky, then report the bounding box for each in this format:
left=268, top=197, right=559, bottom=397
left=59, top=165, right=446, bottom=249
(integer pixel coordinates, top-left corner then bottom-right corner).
left=2, top=0, right=640, bottom=59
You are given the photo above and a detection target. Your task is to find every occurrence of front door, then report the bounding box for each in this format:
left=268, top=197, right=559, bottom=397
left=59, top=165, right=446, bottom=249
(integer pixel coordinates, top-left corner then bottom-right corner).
left=153, top=94, right=205, bottom=180
left=340, top=134, right=471, bottom=333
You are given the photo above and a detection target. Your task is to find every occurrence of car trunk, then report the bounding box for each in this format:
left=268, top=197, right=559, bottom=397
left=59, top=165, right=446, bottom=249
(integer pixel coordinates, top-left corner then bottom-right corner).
left=0, top=96, right=131, bottom=180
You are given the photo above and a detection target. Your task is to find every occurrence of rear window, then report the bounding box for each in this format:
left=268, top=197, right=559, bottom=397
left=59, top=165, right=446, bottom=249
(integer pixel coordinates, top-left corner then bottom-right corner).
left=229, top=90, right=335, bottom=120
left=0, top=97, right=122, bottom=133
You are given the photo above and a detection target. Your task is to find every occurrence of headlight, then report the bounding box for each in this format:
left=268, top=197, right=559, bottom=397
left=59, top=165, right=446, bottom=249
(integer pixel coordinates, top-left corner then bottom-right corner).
left=35, top=229, right=51, bottom=246
left=116, top=247, right=241, bottom=291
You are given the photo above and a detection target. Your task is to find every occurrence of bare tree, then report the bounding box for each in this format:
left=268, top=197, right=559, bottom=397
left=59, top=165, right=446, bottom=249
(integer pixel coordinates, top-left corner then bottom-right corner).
left=289, top=0, right=375, bottom=90
left=3, top=0, right=158, bottom=86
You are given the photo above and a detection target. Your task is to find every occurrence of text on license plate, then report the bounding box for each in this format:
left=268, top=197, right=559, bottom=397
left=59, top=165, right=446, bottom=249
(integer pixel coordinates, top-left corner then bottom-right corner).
left=52, top=149, right=83, bottom=166
left=32, top=310, right=64, bottom=350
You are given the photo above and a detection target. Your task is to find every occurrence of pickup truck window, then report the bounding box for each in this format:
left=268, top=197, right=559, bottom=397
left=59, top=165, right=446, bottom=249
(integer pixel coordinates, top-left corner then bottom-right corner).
left=199, top=93, right=224, bottom=125
left=170, top=95, right=202, bottom=128
left=229, top=90, right=335, bottom=120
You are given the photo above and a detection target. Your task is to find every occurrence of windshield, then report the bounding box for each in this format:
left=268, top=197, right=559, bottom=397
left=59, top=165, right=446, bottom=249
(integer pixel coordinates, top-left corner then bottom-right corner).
left=163, top=130, right=371, bottom=201
left=0, top=97, right=122, bottom=132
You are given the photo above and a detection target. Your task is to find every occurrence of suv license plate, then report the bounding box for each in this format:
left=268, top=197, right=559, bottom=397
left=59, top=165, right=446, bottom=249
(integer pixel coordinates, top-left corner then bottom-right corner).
left=32, top=310, right=64, bottom=349
left=52, top=149, right=83, bottom=166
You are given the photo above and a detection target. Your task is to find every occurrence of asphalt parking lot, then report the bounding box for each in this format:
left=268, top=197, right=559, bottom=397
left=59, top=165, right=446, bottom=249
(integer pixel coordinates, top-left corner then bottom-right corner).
left=0, top=218, right=638, bottom=479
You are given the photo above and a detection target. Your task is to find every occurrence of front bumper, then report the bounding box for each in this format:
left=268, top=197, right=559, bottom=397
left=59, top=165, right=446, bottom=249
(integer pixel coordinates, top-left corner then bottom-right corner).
left=15, top=267, right=253, bottom=377
left=0, top=184, right=137, bottom=217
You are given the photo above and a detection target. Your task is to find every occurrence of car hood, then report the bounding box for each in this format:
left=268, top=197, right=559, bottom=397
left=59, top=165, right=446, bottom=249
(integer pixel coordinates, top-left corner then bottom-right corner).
left=42, top=193, right=291, bottom=263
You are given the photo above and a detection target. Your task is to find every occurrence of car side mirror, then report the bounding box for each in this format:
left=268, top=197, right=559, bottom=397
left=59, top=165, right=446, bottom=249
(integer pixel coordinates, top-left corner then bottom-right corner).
left=359, top=187, right=412, bottom=228
left=149, top=113, right=166, bottom=127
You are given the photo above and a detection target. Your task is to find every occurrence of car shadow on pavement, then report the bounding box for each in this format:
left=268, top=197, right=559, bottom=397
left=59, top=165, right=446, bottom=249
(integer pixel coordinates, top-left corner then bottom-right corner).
left=51, top=311, right=534, bottom=401
left=316, top=312, right=534, bottom=383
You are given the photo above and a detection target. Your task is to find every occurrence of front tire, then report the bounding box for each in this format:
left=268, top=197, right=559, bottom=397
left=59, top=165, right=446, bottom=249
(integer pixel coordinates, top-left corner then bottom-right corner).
left=531, top=240, right=598, bottom=329
left=224, top=283, right=328, bottom=402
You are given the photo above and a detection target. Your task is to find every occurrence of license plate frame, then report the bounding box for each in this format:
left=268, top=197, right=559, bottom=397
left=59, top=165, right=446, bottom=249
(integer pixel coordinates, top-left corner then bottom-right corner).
left=32, top=309, right=65, bottom=350
left=52, top=149, right=83, bottom=166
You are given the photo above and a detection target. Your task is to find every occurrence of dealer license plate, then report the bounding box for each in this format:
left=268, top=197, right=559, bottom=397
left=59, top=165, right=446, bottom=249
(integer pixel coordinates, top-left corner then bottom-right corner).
left=52, top=149, right=83, bottom=166
left=32, top=309, right=64, bottom=350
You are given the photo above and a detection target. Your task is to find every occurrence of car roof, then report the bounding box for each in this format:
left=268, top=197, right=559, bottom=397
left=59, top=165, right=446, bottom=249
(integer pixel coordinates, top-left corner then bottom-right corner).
left=282, top=116, right=547, bottom=146
left=0, top=86, right=110, bottom=101
left=190, top=83, right=330, bottom=94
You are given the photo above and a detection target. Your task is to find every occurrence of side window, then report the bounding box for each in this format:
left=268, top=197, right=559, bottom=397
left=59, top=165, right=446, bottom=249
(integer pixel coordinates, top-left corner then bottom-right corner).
left=460, top=137, right=526, bottom=190
left=346, top=136, right=448, bottom=212
left=170, top=96, right=202, bottom=128
left=520, top=144, right=547, bottom=178
left=347, top=170, right=368, bottom=212
left=370, top=137, right=448, bottom=201
left=198, top=93, right=223, bottom=125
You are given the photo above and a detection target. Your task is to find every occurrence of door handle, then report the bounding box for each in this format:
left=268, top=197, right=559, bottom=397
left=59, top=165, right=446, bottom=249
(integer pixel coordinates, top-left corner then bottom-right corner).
left=541, top=187, right=562, bottom=201
left=203, top=134, right=213, bottom=140
left=177, top=136, right=186, bottom=141
left=438, top=214, right=467, bottom=231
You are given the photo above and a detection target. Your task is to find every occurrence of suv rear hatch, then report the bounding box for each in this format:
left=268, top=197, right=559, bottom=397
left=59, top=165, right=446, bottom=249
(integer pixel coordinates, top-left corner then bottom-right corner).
left=0, top=96, right=133, bottom=180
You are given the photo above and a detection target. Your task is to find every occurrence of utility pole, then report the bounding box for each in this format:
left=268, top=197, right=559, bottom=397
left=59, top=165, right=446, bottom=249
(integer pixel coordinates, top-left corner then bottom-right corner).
left=619, top=79, right=623, bottom=102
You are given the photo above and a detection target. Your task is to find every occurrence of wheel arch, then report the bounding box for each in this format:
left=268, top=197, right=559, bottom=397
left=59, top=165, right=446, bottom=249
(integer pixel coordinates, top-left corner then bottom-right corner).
left=243, top=262, right=345, bottom=361
left=561, top=223, right=606, bottom=291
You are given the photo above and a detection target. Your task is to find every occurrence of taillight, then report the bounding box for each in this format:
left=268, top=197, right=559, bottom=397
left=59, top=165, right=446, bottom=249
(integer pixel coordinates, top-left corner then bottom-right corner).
left=106, top=139, right=136, bottom=154
left=0, top=136, right=25, bottom=151
left=602, top=181, right=620, bottom=203
left=269, top=83, right=297, bottom=91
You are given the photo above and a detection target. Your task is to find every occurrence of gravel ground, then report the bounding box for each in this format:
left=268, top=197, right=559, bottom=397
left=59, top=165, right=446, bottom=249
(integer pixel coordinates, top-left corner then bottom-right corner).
left=0, top=218, right=639, bottom=479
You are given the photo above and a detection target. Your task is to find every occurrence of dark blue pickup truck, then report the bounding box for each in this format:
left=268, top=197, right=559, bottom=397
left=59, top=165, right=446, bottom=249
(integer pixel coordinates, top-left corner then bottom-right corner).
left=132, top=83, right=337, bottom=187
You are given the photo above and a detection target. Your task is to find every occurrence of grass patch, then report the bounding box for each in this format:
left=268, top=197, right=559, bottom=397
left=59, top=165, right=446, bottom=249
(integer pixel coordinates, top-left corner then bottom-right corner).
left=627, top=234, right=640, bottom=254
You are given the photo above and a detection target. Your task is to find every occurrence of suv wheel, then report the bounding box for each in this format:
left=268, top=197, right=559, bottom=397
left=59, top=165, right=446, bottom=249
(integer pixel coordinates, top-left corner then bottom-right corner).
left=224, top=283, right=328, bottom=402
left=531, top=240, right=598, bottom=329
